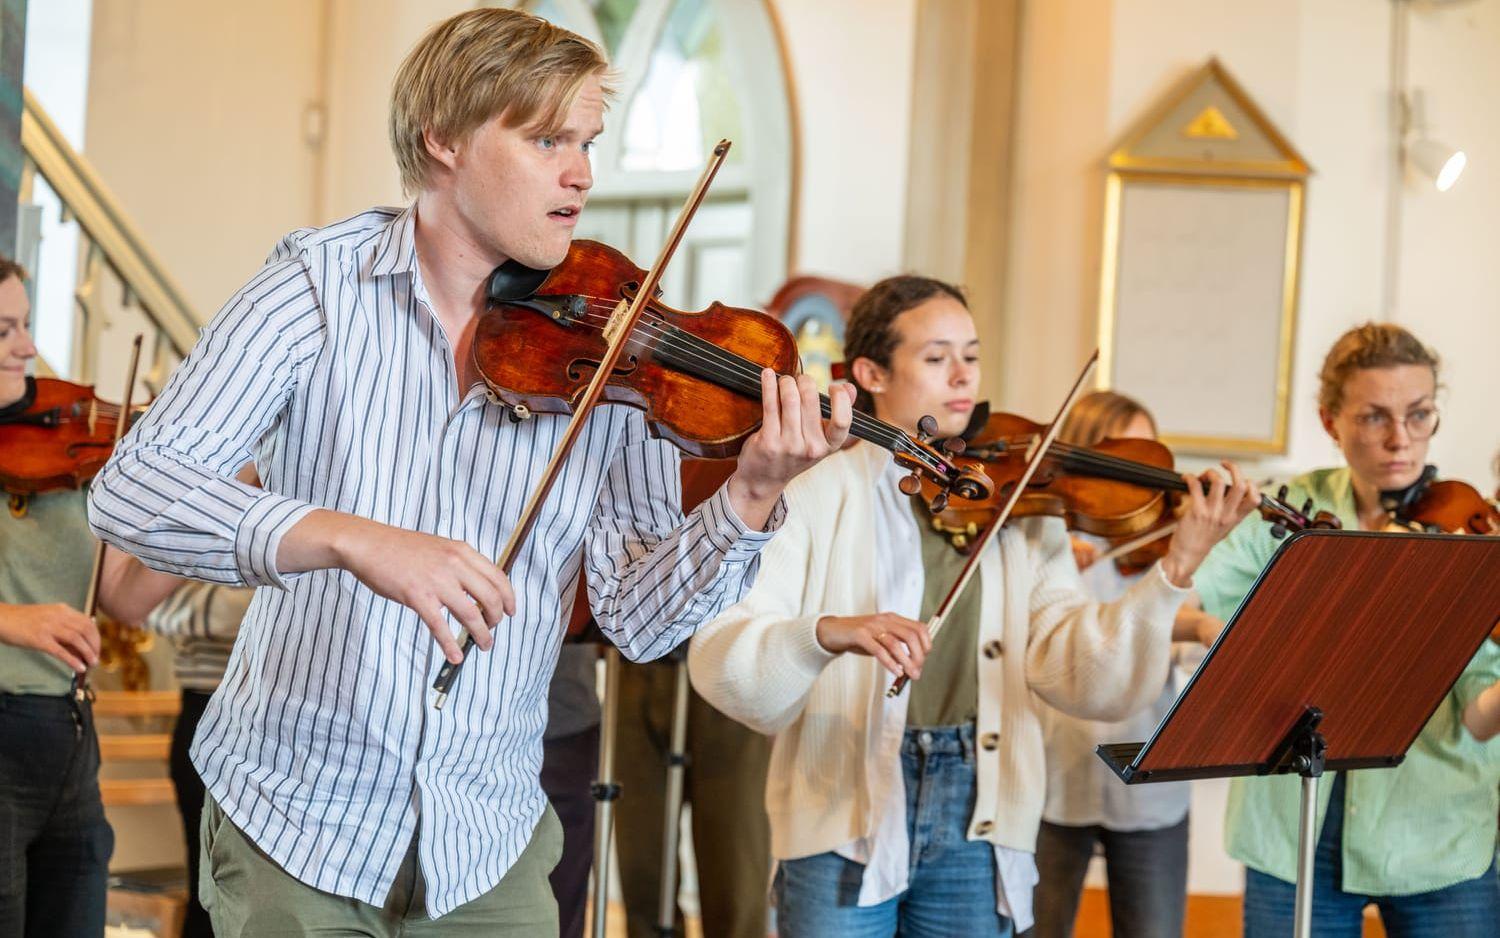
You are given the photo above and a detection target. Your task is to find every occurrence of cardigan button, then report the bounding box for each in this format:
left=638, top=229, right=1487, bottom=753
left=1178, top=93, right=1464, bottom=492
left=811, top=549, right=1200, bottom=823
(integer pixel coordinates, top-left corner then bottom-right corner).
left=974, top=820, right=995, bottom=836
left=982, top=640, right=1003, bottom=659
left=981, top=732, right=1000, bottom=751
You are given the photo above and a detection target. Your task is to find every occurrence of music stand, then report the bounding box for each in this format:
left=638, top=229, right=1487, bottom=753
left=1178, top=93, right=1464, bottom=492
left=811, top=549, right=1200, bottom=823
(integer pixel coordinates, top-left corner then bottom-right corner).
left=1096, top=530, right=1500, bottom=938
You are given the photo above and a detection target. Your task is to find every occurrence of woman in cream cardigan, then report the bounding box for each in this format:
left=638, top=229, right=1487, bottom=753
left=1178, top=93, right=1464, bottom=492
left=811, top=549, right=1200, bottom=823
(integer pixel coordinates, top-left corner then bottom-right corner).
left=688, top=276, right=1259, bottom=937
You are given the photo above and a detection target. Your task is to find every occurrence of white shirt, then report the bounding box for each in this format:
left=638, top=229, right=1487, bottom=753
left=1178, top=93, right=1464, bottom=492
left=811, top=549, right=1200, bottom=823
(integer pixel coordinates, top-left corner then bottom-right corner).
left=832, top=460, right=1038, bottom=930
left=90, top=206, right=780, bottom=917
left=1038, top=533, right=1203, bottom=831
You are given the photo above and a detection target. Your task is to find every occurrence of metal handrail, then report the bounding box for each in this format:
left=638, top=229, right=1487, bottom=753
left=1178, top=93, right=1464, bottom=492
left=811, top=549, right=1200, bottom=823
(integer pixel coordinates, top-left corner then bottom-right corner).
left=20, top=88, right=199, bottom=358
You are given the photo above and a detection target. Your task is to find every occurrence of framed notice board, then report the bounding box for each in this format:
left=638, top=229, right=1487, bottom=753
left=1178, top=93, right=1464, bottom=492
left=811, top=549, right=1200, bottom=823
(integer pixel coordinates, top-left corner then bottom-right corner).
left=1097, top=59, right=1310, bottom=455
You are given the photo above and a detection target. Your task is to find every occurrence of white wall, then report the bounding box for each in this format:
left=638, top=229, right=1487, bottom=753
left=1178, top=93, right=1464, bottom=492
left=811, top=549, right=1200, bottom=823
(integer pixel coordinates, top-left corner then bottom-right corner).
left=1396, top=0, right=1500, bottom=487
left=319, top=0, right=471, bottom=222
left=1008, top=0, right=1499, bottom=487
left=1001, top=0, right=1114, bottom=415
left=771, top=0, right=918, bottom=283
left=1007, top=0, right=1500, bottom=895
left=85, top=1, right=325, bottom=321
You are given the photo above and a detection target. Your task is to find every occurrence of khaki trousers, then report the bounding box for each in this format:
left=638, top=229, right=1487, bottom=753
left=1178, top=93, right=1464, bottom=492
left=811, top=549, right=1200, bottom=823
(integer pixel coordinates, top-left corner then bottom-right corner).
left=200, top=795, right=563, bottom=936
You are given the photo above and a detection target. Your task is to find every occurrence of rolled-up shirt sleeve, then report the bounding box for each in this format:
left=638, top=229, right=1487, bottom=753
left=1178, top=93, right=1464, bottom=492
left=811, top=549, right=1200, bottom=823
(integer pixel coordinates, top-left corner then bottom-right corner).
left=583, top=411, right=785, bottom=663
left=88, top=259, right=325, bottom=589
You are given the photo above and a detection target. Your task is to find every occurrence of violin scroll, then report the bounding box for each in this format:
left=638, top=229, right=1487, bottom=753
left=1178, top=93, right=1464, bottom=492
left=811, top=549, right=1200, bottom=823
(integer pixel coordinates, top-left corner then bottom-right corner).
left=1262, top=485, right=1343, bottom=539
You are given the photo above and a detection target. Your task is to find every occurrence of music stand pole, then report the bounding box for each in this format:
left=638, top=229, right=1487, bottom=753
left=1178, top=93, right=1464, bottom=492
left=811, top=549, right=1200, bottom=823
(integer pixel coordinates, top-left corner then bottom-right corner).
left=1277, top=707, right=1328, bottom=938
left=656, top=653, right=691, bottom=936
left=591, top=648, right=622, bottom=938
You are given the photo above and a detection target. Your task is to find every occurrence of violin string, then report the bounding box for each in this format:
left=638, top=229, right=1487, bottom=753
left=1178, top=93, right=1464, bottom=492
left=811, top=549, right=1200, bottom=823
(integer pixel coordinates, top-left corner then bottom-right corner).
left=539, top=292, right=1301, bottom=517
left=507, top=295, right=947, bottom=465
left=980, top=431, right=1194, bottom=492
left=493, top=296, right=1302, bottom=507
left=532, top=301, right=945, bottom=473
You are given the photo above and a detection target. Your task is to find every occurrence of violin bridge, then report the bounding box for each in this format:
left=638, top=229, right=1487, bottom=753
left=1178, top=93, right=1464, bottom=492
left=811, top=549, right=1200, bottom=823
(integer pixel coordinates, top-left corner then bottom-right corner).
left=602, top=298, right=631, bottom=346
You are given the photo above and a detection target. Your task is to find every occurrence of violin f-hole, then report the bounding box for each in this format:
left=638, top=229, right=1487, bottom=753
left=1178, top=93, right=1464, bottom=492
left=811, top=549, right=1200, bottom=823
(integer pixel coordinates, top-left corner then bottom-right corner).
left=567, top=355, right=640, bottom=382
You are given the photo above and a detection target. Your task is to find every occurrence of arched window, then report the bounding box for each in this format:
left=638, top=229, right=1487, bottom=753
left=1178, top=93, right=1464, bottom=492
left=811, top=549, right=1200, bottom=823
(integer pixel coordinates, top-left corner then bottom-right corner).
left=505, top=0, right=794, bottom=309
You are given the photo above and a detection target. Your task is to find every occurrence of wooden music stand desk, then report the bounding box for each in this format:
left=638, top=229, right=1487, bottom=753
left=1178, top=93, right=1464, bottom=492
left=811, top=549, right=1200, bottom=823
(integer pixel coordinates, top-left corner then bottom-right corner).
left=1096, top=530, right=1500, bottom=938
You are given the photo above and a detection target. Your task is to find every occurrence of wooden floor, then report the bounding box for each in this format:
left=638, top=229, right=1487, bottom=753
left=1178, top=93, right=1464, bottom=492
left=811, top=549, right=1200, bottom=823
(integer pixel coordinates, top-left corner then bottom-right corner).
left=594, top=891, right=1389, bottom=937
left=1074, top=889, right=1387, bottom=937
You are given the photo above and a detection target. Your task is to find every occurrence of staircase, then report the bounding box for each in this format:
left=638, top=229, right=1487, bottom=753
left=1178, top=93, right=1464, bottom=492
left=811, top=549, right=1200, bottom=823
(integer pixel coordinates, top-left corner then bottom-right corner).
left=18, top=87, right=199, bottom=394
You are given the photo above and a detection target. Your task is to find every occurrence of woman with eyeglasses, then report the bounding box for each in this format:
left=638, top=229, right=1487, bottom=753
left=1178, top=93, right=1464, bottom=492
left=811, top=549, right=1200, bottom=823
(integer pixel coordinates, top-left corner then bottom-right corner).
left=1193, top=322, right=1500, bottom=937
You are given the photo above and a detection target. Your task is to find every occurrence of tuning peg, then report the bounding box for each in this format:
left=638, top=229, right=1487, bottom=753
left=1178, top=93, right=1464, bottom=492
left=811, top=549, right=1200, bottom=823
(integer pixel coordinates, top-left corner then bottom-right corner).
left=1276, top=484, right=1290, bottom=503
left=943, top=436, right=966, bottom=456
left=917, top=415, right=938, bottom=441
left=929, top=491, right=949, bottom=514
left=898, top=472, right=922, bottom=496
left=1301, top=499, right=1315, bottom=518
left=1270, top=522, right=1288, bottom=540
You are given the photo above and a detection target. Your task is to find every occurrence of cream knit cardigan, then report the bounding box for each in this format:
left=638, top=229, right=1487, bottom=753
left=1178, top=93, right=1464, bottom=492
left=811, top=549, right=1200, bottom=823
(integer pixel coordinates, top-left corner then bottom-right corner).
left=688, top=442, right=1188, bottom=859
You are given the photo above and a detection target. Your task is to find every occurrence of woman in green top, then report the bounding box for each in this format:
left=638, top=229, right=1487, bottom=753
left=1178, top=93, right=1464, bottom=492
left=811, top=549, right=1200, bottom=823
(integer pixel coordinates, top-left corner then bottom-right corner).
left=1194, top=322, right=1500, bottom=937
left=0, top=256, right=182, bottom=936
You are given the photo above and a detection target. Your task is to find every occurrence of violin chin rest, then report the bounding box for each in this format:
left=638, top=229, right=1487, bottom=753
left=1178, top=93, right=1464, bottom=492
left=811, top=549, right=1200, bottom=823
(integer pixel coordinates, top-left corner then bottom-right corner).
left=487, top=260, right=552, bottom=303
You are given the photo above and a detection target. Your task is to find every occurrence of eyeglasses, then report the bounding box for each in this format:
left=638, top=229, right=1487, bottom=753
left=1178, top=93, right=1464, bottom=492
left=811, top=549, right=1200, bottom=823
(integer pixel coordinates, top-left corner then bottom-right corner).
left=1350, top=406, right=1440, bottom=443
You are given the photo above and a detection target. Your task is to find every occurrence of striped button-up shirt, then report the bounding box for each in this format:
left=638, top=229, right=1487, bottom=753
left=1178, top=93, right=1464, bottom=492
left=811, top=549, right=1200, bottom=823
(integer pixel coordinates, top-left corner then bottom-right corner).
left=89, top=206, right=781, bottom=916
left=143, top=580, right=249, bottom=692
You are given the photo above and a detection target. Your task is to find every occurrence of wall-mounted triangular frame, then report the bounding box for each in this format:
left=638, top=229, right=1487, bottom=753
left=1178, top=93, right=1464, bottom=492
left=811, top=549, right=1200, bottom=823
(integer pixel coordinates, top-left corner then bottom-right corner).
left=1109, top=58, right=1311, bottom=179
left=1097, top=58, right=1312, bottom=455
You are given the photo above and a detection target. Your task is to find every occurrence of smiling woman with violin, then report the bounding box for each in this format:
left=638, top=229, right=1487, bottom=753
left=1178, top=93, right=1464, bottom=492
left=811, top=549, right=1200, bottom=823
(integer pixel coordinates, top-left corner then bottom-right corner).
left=688, top=275, right=1261, bottom=937
left=1193, top=322, right=1500, bottom=938
left=0, top=257, right=184, bottom=934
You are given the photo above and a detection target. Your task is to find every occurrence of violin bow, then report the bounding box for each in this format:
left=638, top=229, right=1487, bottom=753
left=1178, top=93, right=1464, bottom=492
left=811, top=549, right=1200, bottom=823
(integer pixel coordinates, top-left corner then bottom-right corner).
left=888, top=349, right=1099, bottom=698
left=1090, top=521, right=1179, bottom=568
left=432, top=141, right=734, bottom=709
left=74, top=333, right=144, bottom=699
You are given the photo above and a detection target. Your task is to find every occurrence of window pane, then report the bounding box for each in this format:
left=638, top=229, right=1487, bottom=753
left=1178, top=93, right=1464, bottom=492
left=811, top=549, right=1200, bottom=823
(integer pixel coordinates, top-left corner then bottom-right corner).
left=527, top=0, right=634, bottom=56
left=592, top=0, right=636, bottom=55
left=620, top=0, right=744, bottom=172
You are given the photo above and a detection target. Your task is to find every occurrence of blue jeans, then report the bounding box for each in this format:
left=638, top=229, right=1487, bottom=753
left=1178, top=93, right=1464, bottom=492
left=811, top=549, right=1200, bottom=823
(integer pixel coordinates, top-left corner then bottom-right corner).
left=1243, top=773, right=1500, bottom=937
left=773, top=724, right=1014, bottom=938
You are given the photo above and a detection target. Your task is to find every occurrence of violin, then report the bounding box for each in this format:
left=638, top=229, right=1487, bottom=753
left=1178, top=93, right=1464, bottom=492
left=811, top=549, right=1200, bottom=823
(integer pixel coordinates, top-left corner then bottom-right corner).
left=0, top=377, right=141, bottom=501
left=432, top=143, right=990, bottom=705
left=471, top=239, right=993, bottom=503
left=1382, top=466, right=1500, bottom=536
left=918, top=407, right=1339, bottom=554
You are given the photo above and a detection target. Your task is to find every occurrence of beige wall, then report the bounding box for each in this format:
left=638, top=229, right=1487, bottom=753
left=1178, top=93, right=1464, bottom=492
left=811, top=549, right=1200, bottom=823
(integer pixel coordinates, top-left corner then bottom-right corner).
left=85, top=0, right=325, bottom=321
left=1006, top=0, right=1499, bottom=486
left=1396, top=1, right=1500, bottom=489
left=1001, top=0, right=1114, bottom=416
left=319, top=0, right=471, bottom=222
left=771, top=0, right=918, bottom=282
left=1004, top=0, right=1500, bottom=895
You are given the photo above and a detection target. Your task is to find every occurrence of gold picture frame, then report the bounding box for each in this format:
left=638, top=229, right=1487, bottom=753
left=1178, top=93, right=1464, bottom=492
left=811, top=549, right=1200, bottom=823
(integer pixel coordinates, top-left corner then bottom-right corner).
left=1096, top=59, right=1311, bottom=455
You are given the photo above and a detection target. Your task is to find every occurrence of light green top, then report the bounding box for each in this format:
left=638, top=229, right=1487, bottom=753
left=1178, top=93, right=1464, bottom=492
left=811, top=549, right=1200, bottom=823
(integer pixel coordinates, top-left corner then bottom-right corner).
left=905, top=498, right=980, bottom=728
left=1195, top=466, right=1500, bottom=895
left=0, top=489, right=95, bottom=695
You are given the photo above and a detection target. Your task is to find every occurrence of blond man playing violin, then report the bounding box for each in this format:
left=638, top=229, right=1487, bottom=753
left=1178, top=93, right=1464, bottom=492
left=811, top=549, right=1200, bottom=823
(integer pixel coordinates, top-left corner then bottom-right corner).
left=688, top=275, right=1259, bottom=937
left=89, top=8, right=852, bottom=937
left=0, top=257, right=187, bottom=935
